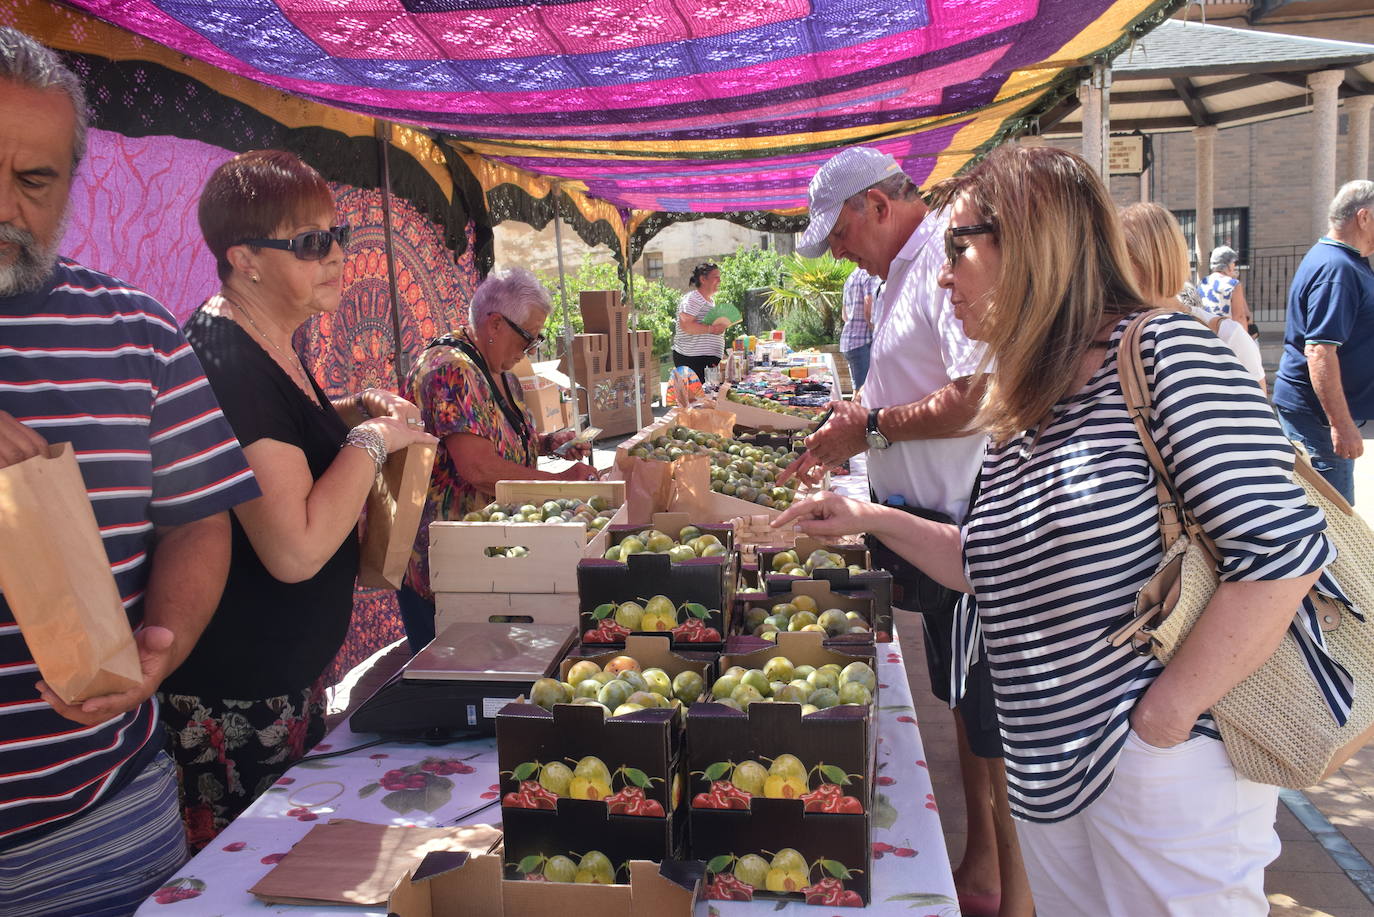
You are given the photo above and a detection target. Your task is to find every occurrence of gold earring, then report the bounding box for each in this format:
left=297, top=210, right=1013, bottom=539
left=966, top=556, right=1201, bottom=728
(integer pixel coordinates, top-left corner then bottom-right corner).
left=251, top=274, right=260, bottom=283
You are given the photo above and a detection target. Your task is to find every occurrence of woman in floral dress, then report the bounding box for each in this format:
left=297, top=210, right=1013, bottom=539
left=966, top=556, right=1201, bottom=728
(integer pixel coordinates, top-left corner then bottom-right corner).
left=397, top=268, right=596, bottom=650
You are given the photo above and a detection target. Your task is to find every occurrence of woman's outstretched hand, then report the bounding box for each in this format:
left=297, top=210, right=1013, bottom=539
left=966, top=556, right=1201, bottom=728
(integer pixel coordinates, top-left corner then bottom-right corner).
left=772, top=491, right=887, bottom=538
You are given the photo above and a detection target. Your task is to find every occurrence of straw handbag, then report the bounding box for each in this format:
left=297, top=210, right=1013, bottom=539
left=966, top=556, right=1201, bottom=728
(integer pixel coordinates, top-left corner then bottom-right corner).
left=1106, top=310, right=1374, bottom=788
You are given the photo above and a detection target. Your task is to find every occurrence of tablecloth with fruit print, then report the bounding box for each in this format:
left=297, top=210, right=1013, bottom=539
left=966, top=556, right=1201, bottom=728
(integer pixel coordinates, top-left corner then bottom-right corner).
left=136, top=629, right=958, bottom=916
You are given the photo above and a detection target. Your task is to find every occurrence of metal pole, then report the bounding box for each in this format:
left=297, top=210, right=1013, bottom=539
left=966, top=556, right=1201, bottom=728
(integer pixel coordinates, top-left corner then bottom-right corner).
left=375, top=120, right=407, bottom=389
left=625, top=248, right=646, bottom=431
left=550, top=183, right=581, bottom=431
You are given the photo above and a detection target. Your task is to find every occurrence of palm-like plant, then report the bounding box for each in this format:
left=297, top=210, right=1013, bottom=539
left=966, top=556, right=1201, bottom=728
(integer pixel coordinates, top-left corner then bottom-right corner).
left=765, top=254, right=854, bottom=342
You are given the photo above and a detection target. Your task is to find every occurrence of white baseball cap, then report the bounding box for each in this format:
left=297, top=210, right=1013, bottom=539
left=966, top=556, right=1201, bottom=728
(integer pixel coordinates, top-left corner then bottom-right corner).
left=796, top=147, right=906, bottom=258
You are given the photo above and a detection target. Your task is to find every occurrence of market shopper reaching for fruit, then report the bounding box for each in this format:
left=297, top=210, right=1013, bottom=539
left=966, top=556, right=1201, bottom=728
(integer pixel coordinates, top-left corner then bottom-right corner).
left=398, top=268, right=598, bottom=652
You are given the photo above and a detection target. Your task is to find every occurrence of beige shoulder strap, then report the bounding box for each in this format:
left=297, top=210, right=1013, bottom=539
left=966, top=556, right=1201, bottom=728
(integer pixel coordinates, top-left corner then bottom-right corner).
left=1117, top=310, right=1221, bottom=563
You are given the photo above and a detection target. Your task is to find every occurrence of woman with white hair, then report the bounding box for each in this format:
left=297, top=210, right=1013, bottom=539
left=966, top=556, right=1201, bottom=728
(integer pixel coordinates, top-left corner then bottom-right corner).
left=397, top=268, right=596, bottom=650
left=1197, top=245, right=1253, bottom=332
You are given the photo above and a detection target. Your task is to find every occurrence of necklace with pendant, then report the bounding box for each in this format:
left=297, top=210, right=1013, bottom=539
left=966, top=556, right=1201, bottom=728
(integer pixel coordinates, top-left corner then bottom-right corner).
left=218, top=293, right=317, bottom=398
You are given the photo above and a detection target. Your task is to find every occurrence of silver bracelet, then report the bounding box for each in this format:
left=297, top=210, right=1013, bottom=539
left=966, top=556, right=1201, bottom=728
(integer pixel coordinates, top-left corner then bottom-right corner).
left=344, top=425, right=387, bottom=474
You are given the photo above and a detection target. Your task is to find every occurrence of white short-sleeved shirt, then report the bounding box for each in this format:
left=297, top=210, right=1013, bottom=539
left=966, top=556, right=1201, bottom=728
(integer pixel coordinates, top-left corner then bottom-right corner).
left=864, top=207, right=987, bottom=523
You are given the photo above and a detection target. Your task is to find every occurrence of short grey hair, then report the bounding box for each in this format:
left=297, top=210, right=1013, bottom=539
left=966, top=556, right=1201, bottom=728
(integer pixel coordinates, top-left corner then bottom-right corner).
left=1328, top=180, right=1374, bottom=229
left=843, top=173, right=920, bottom=210
left=0, top=27, right=89, bottom=169
left=468, top=267, right=553, bottom=329
left=1209, top=245, right=1239, bottom=273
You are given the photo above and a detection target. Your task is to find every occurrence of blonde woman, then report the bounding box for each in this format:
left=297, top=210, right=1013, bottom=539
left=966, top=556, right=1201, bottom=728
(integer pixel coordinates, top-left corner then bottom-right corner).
left=1119, top=203, right=1266, bottom=392
left=775, top=145, right=1339, bottom=916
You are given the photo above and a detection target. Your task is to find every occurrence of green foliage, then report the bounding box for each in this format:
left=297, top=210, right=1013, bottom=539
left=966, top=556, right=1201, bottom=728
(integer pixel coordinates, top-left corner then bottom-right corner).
left=716, top=247, right=786, bottom=325
left=766, top=254, right=854, bottom=344
left=536, top=255, right=680, bottom=360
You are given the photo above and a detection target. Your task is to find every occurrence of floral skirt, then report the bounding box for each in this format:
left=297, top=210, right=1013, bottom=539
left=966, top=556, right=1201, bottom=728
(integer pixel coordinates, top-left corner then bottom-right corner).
left=158, top=684, right=326, bottom=851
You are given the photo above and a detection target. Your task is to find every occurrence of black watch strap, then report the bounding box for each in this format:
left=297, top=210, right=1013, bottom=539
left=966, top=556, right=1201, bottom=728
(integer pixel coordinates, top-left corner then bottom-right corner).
left=867, top=407, right=882, bottom=435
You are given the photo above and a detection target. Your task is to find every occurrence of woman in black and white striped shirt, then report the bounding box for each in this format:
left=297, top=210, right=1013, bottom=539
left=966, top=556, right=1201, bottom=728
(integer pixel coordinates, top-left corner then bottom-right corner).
left=672, top=262, right=729, bottom=382
left=775, top=146, right=1336, bottom=916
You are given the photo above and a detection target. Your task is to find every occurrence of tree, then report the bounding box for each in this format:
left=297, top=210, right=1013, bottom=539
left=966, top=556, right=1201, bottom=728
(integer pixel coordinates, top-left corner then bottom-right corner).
left=716, top=247, right=786, bottom=324
left=765, top=254, right=854, bottom=345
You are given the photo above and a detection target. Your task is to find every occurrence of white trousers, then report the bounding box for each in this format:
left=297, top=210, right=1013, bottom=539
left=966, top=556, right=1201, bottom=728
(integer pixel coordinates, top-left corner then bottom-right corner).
left=1016, top=731, right=1280, bottom=917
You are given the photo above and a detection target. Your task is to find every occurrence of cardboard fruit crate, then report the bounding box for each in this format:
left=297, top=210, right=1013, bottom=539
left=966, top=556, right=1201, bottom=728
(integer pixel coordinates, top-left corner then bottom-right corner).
left=732, top=580, right=878, bottom=646
left=389, top=852, right=702, bottom=916
left=577, top=549, right=733, bottom=648
left=685, top=633, right=878, bottom=907
left=763, top=567, right=893, bottom=643
left=434, top=592, right=580, bottom=629
left=497, top=637, right=713, bottom=820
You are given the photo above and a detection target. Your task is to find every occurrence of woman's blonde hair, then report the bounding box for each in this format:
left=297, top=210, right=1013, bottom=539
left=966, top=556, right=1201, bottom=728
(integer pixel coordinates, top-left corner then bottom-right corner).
left=1118, top=202, right=1191, bottom=306
left=930, top=145, right=1149, bottom=441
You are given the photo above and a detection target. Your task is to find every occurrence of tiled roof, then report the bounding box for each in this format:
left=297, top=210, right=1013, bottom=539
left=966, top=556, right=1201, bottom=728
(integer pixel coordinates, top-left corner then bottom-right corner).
left=1114, top=19, right=1374, bottom=76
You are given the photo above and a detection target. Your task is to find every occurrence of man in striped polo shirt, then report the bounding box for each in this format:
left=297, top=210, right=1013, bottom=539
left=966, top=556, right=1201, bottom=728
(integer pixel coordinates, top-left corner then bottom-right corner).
left=0, top=28, right=261, bottom=915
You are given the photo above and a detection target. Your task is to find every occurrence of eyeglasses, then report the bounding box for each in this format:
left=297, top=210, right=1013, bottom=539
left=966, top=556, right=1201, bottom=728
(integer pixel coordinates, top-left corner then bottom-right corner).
left=944, top=222, right=996, bottom=266
left=237, top=225, right=350, bottom=261
left=501, top=314, right=545, bottom=354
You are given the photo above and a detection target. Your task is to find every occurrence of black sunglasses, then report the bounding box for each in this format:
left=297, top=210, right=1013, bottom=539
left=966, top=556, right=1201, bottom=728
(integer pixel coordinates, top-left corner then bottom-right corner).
left=501, top=314, right=545, bottom=354
left=944, top=222, right=996, bottom=266
left=238, top=225, right=350, bottom=261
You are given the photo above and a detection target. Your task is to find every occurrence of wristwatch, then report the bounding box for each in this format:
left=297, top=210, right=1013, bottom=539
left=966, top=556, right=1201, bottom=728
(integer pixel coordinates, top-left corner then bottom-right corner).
left=865, top=407, right=890, bottom=450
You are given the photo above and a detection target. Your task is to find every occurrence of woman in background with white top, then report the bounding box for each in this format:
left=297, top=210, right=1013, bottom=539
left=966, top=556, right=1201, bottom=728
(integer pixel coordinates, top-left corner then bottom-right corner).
left=1119, top=203, right=1267, bottom=393
left=1197, top=244, right=1253, bottom=332
left=672, top=262, right=730, bottom=382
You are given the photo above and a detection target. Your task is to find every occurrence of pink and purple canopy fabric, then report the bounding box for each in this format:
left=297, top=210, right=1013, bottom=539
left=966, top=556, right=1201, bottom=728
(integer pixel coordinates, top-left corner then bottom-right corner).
left=64, top=0, right=1173, bottom=213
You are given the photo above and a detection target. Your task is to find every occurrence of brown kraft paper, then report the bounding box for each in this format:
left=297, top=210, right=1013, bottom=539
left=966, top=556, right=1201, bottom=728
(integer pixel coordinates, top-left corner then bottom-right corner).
left=359, top=441, right=438, bottom=589
left=0, top=443, right=141, bottom=704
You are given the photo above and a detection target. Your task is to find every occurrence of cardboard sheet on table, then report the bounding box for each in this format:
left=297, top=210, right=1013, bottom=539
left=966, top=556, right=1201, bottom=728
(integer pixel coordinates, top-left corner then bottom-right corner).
left=248, top=819, right=502, bottom=906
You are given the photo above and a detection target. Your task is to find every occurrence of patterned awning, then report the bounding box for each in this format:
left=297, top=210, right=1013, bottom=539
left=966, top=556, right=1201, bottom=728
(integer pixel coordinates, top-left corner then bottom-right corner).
left=60, top=0, right=1176, bottom=216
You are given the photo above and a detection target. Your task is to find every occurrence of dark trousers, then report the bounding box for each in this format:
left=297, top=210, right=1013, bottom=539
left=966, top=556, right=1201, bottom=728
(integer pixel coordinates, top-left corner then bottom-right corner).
left=397, top=583, right=437, bottom=654
left=671, top=350, right=721, bottom=384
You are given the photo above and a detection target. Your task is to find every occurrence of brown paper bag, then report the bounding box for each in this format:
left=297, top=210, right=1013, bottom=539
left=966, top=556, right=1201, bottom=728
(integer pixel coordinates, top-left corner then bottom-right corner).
left=359, top=441, right=438, bottom=589
left=623, top=455, right=675, bottom=524
left=667, top=454, right=715, bottom=519
left=677, top=405, right=736, bottom=436
left=0, top=443, right=141, bottom=703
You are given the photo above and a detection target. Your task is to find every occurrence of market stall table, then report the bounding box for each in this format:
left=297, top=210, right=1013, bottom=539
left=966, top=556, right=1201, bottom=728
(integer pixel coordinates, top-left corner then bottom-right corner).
left=137, top=621, right=956, bottom=915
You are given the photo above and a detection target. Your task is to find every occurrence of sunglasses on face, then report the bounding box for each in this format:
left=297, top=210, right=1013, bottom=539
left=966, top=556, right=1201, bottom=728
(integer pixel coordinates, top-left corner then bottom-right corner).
left=501, top=314, right=545, bottom=354
left=238, top=225, right=350, bottom=261
left=944, top=222, right=996, bottom=266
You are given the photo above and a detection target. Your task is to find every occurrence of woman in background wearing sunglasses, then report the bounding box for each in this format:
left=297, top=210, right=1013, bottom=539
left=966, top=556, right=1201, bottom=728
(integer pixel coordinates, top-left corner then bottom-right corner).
left=396, top=268, right=597, bottom=653
left=160, top=150, right=436, bottom=848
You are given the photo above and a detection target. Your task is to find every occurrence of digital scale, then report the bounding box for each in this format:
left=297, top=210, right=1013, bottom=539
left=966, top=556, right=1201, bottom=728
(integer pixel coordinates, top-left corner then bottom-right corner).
left=349, top=622, right=577, bottom=740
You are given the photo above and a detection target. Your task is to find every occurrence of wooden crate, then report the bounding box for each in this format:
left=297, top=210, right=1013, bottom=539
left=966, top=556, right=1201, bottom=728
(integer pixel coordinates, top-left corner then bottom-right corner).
left=434, top=591, right=579, bottom=628
left=429, top=522, right=587, bottom=593
left=492, top=480, right=626, bottom=558
left=714, top=383, right=819, bottom=432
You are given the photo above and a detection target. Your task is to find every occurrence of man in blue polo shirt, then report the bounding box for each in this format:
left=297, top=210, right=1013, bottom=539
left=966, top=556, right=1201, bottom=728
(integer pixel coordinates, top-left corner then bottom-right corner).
left=0, top=28, right=260, bottom=915
left=1274, top=179, right=1374, bottom=504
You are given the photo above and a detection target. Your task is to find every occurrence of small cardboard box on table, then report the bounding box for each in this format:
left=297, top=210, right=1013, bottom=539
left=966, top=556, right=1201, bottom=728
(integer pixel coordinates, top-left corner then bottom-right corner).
left=687, top=632, right=877, bottom=906
left=497, top=636, right=714, bottom=862
left=388, top=851, right=702, bottom=917
left=577, top=514, right=734, bottom=647
left=733, top=579, right=879, bottom=646
left=560, top=290, right=656, bottom=438
left=430, top=481, right=625, bottom=630
left=512, top=357, right=573, bottom=435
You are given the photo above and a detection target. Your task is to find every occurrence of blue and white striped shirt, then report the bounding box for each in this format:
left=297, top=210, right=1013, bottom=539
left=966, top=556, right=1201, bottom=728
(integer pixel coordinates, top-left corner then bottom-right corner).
left=964, top=312, right=1334, bottom=823
left=0, top=260, right=259, bottom=843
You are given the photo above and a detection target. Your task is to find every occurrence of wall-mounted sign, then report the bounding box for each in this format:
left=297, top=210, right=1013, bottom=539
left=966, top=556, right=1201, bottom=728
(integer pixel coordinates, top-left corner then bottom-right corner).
left=1109, top=134, right=1146, bottom=175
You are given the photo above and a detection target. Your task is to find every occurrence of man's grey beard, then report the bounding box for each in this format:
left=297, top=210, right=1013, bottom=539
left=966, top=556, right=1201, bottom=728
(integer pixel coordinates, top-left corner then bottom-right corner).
left=0, top=215, right=65, bottom=298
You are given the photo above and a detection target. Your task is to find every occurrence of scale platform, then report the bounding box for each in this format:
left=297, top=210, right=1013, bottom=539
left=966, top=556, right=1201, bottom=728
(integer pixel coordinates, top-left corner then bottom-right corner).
left=349, top=622, right=576, bottom=740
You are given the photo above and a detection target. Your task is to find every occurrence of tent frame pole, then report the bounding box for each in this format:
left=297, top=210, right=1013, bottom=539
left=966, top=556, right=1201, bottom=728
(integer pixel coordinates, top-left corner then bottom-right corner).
left=376, top=120, right=407, bottom=389
left=550, top=183, right=581, bottom=431
left=626, top=248, right=645, bottom=431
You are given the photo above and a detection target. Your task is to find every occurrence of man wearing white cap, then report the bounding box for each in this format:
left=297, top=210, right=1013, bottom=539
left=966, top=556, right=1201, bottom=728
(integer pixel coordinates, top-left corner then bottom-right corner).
left=786, top=146, right=1029, bottom=917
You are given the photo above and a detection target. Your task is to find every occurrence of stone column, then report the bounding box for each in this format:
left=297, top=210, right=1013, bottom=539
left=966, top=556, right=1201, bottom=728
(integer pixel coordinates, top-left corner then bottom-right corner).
left=1194, top=125, right=1217, bottom=275
left=1078, top=63, right=1110, bottom=176
left=1309, top=70, right=1345, bottom=237
left=1348, top=95, right=1374, bottom=182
